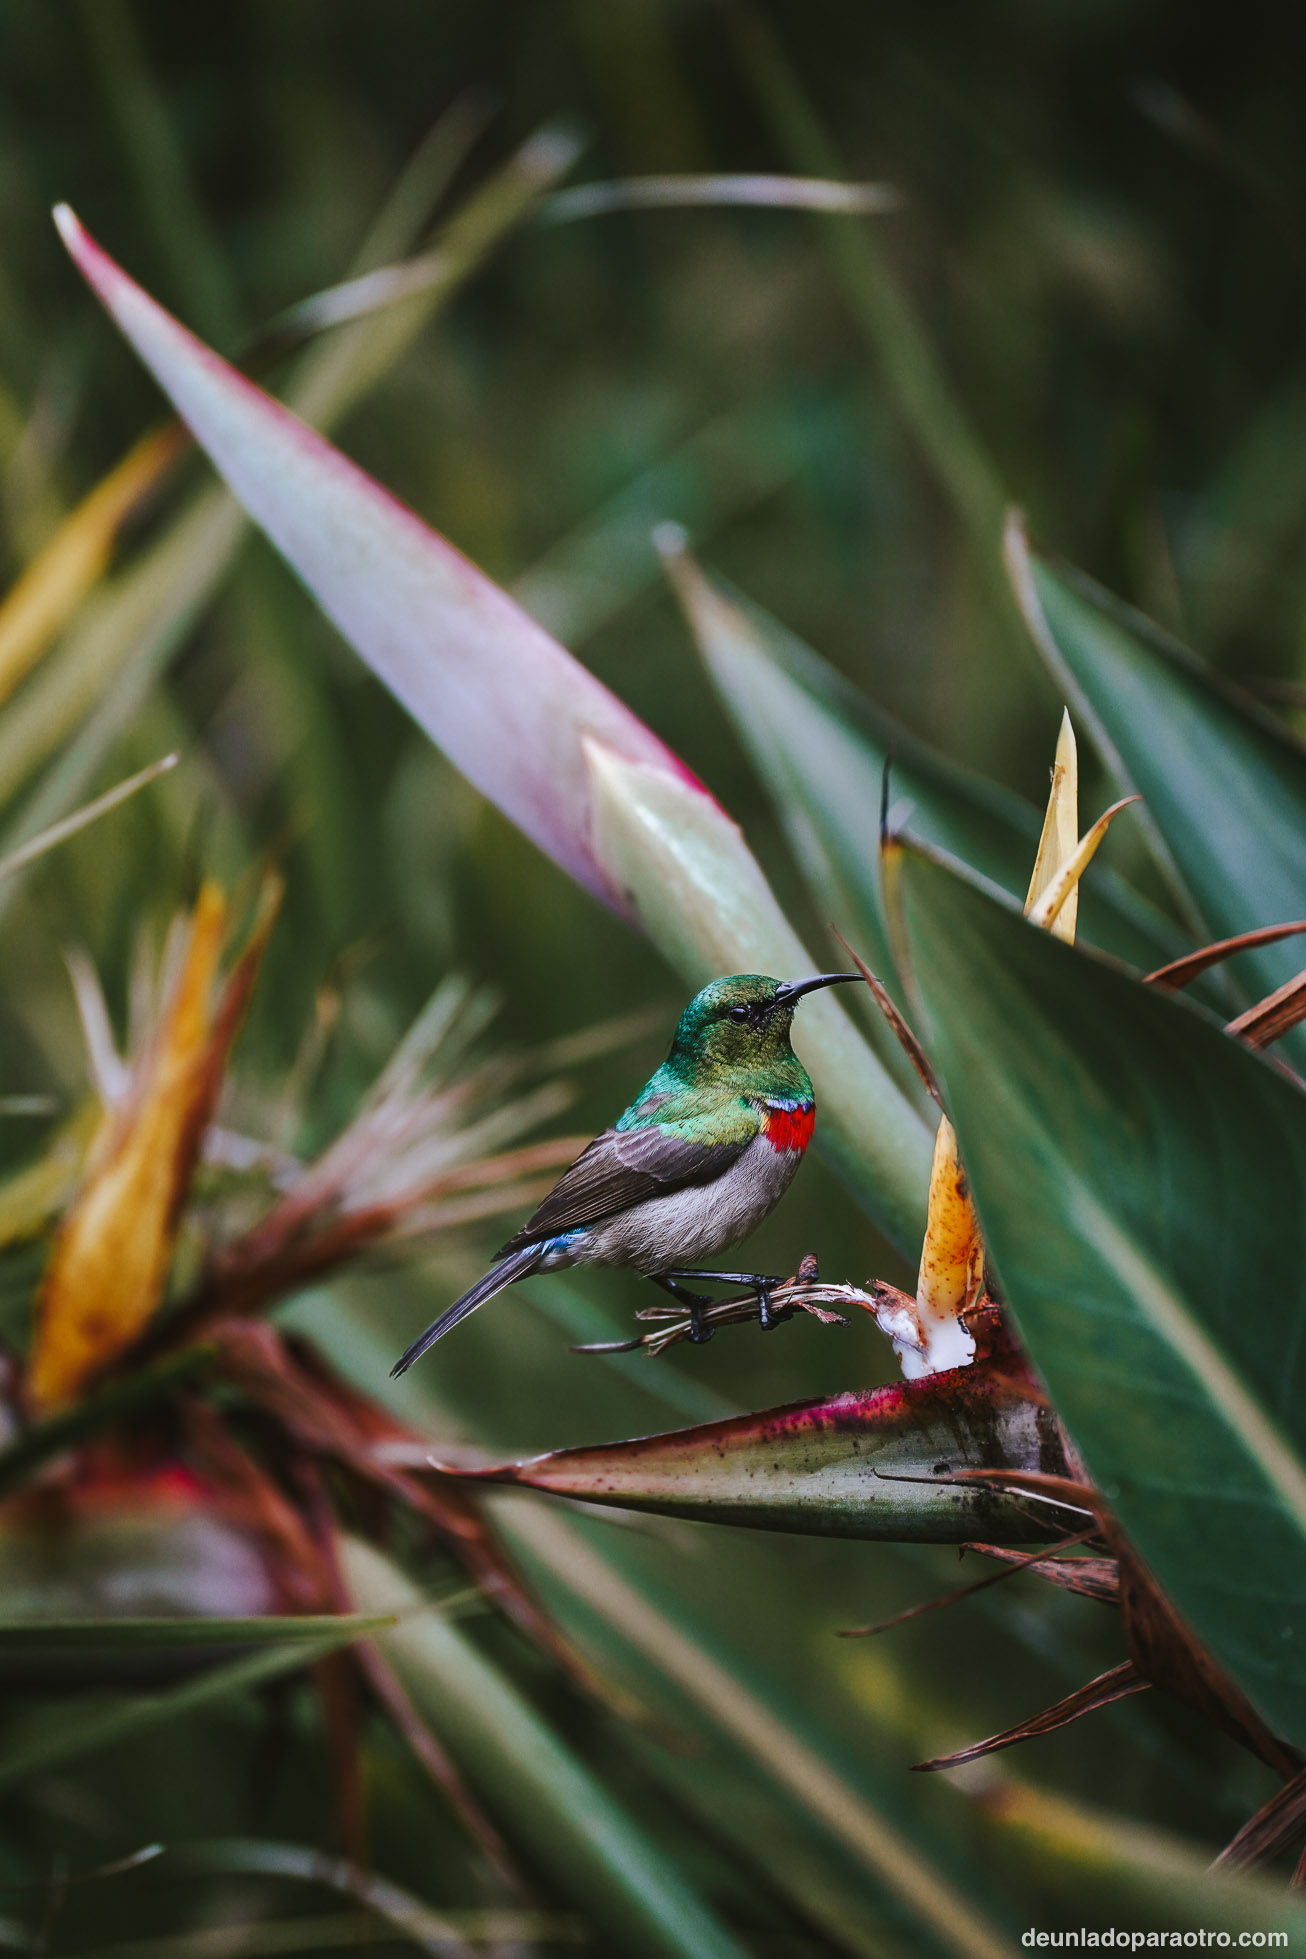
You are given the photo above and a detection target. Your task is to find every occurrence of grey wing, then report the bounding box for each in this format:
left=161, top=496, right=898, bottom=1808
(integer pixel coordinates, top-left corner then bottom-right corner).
left=497, top=1122, right=750, bottom=1254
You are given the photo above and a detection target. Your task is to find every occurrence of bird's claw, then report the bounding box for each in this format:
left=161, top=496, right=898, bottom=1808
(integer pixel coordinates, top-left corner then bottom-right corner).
left=686, top=1293, right=715, bottom=1344
left=756, top=1285, right=785, bottom=1332
left=759, top=1253, right=818, bottom=1330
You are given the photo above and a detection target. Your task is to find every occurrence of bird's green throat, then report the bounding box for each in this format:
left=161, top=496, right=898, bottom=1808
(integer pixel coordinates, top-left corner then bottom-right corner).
left=645, top=974, right=814, bottom=1106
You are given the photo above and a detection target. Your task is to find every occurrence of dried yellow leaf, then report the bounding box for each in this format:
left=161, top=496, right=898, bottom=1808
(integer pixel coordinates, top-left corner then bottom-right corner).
left=0, top=424, right=183, bottom=711
left=915, top=1113, right=983, bottom=1329
left=1025, top=709, right=1079, bottom=943
left=1026, top=796, right=1141, bottom=937
left=28, top=880, right=228, bottom=1411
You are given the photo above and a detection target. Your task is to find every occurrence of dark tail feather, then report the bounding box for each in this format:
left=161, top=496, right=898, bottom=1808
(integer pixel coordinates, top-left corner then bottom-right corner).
left=390, top=1245, right=543, bottom=1376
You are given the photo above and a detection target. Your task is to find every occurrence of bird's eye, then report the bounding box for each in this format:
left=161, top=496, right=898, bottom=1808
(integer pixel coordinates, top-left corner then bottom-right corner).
left=727, top=1004, right=751, bottom=1023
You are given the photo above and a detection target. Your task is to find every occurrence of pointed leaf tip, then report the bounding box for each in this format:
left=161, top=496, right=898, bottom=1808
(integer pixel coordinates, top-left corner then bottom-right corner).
left=53, top=207, right=708, bottom=920
left=55, top=211, right=938, bottom=1246
left=898, top=843, right=1306, bottom=1750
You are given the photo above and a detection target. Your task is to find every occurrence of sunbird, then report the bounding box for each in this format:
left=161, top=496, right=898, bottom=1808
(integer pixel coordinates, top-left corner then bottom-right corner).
left=392, top=971, right=861, bottom=1374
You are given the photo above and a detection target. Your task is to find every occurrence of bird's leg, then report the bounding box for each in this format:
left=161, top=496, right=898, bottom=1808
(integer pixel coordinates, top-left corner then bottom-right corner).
left=650, top=1272, right=716, bottom=1344
left=667, top=1267, right=791, bottom=1332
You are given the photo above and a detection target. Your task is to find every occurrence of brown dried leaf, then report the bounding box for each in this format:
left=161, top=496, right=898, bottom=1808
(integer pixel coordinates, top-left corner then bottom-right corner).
left=912, top=1661, right=1150, bottom=1773
left=210, top=1323, right=621, bottom=1709
left=839, top=1527, right=1100, bottom=1637
left=1113, top=1536, right=1301, bottom=1778
left=832, top=927, right=942, bottom=1108
left=1146, top=921, right=1306, bottom=994
left=1213, top=1764, right=1306, bottom=1873
left=960, top=1542, right=1120, bottom=1604
left=1226, top=968, right=1306, bottom=1051
left=355, top=1640, right=522, bottom=1889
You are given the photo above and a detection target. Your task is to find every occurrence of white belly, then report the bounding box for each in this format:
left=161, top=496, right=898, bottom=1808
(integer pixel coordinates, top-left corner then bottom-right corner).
left=557, top=1134, right=805, bottom=1273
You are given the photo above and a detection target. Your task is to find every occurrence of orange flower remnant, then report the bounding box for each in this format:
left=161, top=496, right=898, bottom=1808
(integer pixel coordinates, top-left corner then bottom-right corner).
left=28, top=881, right=259, bottom=1411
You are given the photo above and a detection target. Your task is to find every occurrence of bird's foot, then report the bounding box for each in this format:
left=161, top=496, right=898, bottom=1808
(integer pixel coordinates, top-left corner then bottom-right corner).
left=759, top=1252, right=821, bottom=1328
left=756, top=1282, right=785, bottom=1332
left=687, top=1295, right=715, bottom=1345
left=757, top=1277, right=810, bottom=1330
left=650, top=1272, right=716, bottom=1343
left=599, top=1257, right=846, bottom=1359
left=668, top=1267, right=793, bottom=1333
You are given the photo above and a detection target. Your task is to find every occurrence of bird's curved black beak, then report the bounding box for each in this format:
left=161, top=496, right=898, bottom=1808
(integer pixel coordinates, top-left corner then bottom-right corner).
left=773, top=972, right=863, bottom=1008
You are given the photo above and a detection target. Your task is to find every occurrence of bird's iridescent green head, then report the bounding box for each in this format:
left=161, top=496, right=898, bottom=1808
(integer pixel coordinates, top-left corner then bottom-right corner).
left=666, top=972, right=861, bottom=1084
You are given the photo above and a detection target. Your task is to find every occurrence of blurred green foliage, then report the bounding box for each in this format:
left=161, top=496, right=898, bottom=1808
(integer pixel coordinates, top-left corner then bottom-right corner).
left=2, top=2, right=1306, bottom=1951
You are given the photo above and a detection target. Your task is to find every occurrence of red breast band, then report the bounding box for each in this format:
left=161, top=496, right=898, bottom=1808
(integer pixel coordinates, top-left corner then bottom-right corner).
left=763, top=1103, right=815, bottom=1153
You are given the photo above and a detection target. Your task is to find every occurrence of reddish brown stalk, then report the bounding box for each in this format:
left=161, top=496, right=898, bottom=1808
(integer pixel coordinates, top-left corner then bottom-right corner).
left=832, top=928, right=943, bottom=1107
left=311, top=1649, right=367, bottom=1865
left=185, top=1367, right=532, bottom=1877
left=198, top=1200, right=418, bottom=1322
left=960, top=1542, right=1119, bottom=1604
left=1114, top=1540, right=1302, bottom=1778
left=1226, top=968, right=1306, bottom=1049
left=178, top=1396, right=332, bottom=1614
left=354, top=1640, right=523, bottom=1892
left=935, top=1473, right=1301, bottom=1776
left=185, top=1422, right=362, bottom=1859
left=1213, top=1764, right=1306, bottom=1872
left=292, top=1458, right=371, bottom=1867
left=837, top=1527, right=1100, bottom=1638
left=1145, top=920, right=1306, bottom=993
left=911, top=1661, right=1150, bottom=1772
left=211, top=1322, right=624, bottom=1711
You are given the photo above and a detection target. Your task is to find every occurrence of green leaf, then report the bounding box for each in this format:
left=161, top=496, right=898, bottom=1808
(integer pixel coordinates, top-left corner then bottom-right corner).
left=0, top=121, right=583, bottom=929
left=972, top=1777, right=1306, bottom=1949
left=584, top=743, right=932, bottom=1247
left=340, top=1536, right=752, bottom=1959
left=728, top=13, right=1007, bottom=583
left=538, top=172, right=902, bottom=225
left=895, top=842, right=1306, bottom=1750
left=497, top=1502, right=1018, bottom=1959
left=82, top=0, right=242, bottom=349
left=0, top=1622, right=379, bottom=1792
left=1009, top=527, right=1306, bottom=1009
left=0, top=1614, right=393, bottom=1650
left=0, top=752, right=176, bottom=882
left=294, top=1292, right=1166, bottom=1955
left=157, top=1840, right=527, bottom=1959
left=58, top=202, right=934, bottom=1251
left=668, top=550, right=1184, bottom=999
left=511, top=396, right=833, bottom=649
left=445, top=1362, right=1066, bottom=1544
